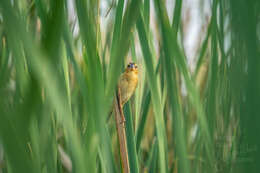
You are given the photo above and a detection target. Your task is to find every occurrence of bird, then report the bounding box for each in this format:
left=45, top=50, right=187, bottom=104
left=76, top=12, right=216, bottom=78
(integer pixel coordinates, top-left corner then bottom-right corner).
left=117, top=62, right=138, bottom=107
left=107, top=62, right=138, bottom=122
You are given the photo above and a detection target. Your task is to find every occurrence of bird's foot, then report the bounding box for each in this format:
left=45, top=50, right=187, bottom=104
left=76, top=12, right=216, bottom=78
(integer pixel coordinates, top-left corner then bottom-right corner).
left=120, top=115, right=126, bottom=124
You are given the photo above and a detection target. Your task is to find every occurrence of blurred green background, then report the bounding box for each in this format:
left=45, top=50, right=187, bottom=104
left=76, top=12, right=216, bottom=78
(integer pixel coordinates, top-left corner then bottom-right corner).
left=0, top=0, right=259, bottom=173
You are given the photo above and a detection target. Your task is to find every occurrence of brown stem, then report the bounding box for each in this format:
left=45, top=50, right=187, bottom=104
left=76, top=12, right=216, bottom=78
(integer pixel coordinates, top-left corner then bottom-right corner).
left=113, top=87, right=129, bottom=173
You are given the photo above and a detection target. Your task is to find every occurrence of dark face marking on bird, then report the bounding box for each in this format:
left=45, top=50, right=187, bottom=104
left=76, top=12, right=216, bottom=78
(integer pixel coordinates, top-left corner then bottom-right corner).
left=127, top=62, right=138, bottom=71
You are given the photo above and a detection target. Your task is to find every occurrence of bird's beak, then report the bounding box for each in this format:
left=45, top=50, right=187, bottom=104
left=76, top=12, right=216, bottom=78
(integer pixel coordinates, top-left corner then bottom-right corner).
left=130, top=67, right=135, bottom=71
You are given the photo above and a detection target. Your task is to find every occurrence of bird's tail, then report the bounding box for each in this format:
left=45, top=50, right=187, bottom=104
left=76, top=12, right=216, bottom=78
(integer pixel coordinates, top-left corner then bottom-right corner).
left=106, top=109, right=113, bottom=122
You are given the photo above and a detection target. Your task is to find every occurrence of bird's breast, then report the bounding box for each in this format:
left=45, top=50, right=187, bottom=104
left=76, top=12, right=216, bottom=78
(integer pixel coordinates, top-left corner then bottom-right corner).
left=118, top=72, right=138, bottom=105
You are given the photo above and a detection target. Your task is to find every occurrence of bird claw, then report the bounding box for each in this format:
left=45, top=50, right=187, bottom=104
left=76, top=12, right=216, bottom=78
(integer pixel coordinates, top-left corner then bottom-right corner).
left=120, top=116, right=126, bottom=124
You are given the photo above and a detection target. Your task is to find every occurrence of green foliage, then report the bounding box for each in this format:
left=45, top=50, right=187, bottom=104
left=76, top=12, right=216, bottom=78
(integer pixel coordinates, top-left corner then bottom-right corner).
left=0, top=0, right=259, bottom=173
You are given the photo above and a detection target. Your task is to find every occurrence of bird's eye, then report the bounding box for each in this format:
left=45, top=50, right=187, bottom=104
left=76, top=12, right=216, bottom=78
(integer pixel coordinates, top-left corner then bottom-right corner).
left=127, top=64, right=131, bottom=68
left=135, top=65, right=138, bottom=68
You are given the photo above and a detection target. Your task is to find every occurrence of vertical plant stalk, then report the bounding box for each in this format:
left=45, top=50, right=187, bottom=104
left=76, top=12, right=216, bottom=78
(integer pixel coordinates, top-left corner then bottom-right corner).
left=114, top=88, right=130, bottom=173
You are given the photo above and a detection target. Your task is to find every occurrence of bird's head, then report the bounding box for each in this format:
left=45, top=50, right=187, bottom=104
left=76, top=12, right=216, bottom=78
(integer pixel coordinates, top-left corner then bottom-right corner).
left=126, top=62, right=138, bottom=73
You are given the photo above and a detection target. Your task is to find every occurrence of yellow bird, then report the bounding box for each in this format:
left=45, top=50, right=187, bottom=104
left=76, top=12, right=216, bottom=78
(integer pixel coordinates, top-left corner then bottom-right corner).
left=118, top=62, right=138, bottom=107
left=108, top=62, right=138, bottom=122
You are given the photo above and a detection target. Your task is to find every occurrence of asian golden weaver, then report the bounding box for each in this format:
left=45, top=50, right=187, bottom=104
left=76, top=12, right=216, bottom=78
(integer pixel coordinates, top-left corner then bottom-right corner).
left=118, top=62, right=138, bottom=106
left=108, top=62, right=138, bottom=122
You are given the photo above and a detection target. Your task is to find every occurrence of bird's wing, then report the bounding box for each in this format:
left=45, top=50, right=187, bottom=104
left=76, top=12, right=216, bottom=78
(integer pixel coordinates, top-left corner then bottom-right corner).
left=118, top=74, right=130, bottom=105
